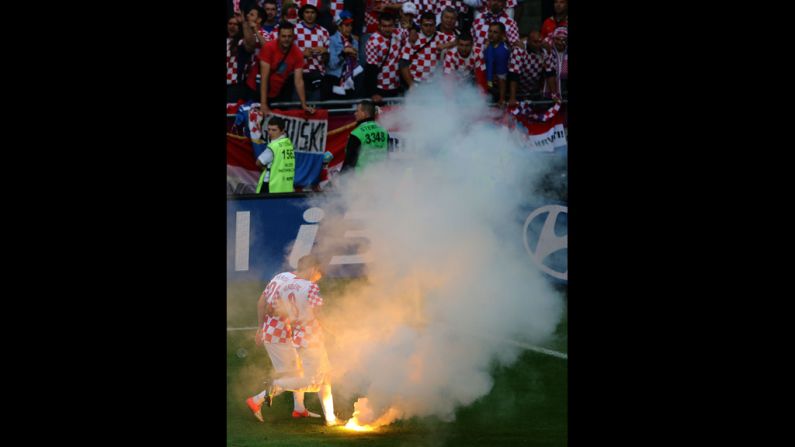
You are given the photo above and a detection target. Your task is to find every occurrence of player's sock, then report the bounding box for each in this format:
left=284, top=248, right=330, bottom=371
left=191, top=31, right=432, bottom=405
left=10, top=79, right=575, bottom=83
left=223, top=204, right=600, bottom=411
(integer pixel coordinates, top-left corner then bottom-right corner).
left=293, top=392, right=306, bottom=413
left=319, top=383, right=336, bottom=423
left=253, top=390, right=268, bottom=405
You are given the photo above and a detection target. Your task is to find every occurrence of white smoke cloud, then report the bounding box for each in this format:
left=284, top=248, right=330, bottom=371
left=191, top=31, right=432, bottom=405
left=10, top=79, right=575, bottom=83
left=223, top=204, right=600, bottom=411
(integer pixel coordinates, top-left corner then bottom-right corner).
left=307, top=78, right=565, bottom=425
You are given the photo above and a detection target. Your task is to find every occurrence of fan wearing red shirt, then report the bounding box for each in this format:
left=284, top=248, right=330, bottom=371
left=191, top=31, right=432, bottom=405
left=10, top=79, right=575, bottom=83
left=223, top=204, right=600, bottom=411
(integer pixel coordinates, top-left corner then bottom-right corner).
left=541, top=0, right=568, bottom=39
left=259, top=21, right=317, bottom=116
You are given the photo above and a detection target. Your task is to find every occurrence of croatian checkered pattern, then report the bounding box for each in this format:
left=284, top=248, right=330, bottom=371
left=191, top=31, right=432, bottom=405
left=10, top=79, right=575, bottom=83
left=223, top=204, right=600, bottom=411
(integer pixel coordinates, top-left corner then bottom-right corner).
left=437, top=30, right=456, bottom=68
left=291, top=283, right=323, bottom=348
left=401, top=32, right=444, bottom=82
left=248, top=108, right=264, bottom=141
left=474, top=1, right=516, bottom=17
left=395, top=26, right=412, bottom=46
left=438, top=0, right=469, bottom=15
left=443, top=46, right=485, bottom=80
left=297, top=0, right=323, bottom=8
left=438, top=30, right=456, bottom=44
left=258, top=27, right=277, bottom=44
left=292, top=318, right=323, bottom=348
left=329, top=0, right=345, bottom=21
left=363, top=0, right=382, bottom=34
left=509, top=47, right=555, bottom=96
left=227, top=38, right=240, bottom=85
left=364, top=11, right=379, bottom=34
left=295, top=22, right=330, bottom=74
left=260, top=272, right=296, bottom=344
left=413, top=0, right=438, bottom=14
left=471, top=11, right=519, bottom=49
left=306, top=283, right=323, bottom=307
left=262, top=316, right=293, bottom=344
left=511, top=101, right=561, bottom=122
left=366, top=32, right=403, bottom=90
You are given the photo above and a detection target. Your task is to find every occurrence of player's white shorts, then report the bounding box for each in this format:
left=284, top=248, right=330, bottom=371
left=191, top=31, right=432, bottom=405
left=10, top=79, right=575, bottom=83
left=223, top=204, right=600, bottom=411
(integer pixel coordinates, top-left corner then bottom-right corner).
left=273, top=345, right=332, bottom=392
left=298, top=346, right=331, bottom=384
left=264, top=342, right=300, bottom=375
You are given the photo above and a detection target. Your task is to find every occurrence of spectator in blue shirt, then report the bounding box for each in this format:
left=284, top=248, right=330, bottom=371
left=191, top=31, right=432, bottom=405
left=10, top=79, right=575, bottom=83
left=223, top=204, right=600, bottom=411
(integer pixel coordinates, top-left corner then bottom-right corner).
left=483, top=21, right=509, bottom=108
left=324, top=11, right=364, bottom=99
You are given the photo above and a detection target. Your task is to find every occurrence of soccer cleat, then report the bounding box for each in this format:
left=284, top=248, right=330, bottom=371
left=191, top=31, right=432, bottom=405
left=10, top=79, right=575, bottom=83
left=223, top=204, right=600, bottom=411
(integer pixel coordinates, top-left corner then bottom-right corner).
left=246, top=397, right=264, bottom=422
left=324, top=418, right=340, bottom=427
left=292, top=409, right=322, bottom=418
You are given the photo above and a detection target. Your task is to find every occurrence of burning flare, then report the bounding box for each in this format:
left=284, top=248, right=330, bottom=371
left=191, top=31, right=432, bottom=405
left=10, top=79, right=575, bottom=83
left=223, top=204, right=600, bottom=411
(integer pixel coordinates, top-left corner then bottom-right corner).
left=343, top=398, right=402, bottom=432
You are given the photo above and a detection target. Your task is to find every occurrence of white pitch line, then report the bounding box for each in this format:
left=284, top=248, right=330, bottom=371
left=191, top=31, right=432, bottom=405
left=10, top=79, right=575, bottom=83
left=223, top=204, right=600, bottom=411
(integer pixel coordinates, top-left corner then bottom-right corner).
left=226, top=327, right=568, bottom=360
left=502, top=339, right=568, bottom=359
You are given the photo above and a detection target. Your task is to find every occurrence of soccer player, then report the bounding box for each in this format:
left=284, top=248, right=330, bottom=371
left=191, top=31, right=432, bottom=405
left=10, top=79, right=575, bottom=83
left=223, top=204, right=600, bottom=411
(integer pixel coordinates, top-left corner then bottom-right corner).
left=247, top=255, right=339, bottom=426
left=246, top=263, right=322, bottom=420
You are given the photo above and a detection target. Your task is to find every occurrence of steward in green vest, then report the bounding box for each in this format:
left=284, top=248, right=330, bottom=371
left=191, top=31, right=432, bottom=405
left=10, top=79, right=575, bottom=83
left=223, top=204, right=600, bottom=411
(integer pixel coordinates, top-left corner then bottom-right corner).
left=342, top=100, right=389, bottom=173
left=255, top=116, right=295, bottom=193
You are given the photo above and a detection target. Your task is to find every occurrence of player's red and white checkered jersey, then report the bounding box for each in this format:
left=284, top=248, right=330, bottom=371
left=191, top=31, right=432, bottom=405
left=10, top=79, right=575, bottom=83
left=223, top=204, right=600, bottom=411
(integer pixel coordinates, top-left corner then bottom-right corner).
left=262, top=316, right=293, bottom=344
left=443, top=46, right=485, bottom=80
left=295, top=21, right=330, bottom=74
left=366, top=31, right=403, bottom=91
left=278, top=277, right=324, bottom=348
left=401, top=31, right=445, bottom=82
left=260, top=272, right=296, bottom=344
left=292, top=317, right=323, bottom=348
left=471, top=10, right=519, bottom=49
left=227, top=38, right=241, bottom=85
left=509, top=47, right=556, bottom=96
left=279, top=277, right=323, bottom=322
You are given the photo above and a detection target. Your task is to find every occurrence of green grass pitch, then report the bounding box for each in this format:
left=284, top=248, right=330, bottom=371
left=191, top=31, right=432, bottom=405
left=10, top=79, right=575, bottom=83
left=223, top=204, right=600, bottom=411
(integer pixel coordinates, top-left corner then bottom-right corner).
left=227, top=279, right=567, bottom=447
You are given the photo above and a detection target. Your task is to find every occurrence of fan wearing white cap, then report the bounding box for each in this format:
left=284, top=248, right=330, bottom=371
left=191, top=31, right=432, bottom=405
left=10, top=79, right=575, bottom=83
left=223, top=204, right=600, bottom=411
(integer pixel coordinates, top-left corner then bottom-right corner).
left=395, top=2, right=419, bottom=46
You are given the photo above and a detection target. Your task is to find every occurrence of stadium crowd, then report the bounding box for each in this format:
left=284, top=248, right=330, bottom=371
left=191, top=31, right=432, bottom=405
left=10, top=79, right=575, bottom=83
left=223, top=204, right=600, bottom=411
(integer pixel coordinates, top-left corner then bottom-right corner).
left=226, top=0, right=568, bottom=109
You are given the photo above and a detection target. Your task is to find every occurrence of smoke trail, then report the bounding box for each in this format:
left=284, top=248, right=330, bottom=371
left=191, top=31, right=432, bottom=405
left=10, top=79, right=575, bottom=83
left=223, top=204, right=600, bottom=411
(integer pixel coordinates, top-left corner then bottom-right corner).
left=306, top=78, right=565, bottom=425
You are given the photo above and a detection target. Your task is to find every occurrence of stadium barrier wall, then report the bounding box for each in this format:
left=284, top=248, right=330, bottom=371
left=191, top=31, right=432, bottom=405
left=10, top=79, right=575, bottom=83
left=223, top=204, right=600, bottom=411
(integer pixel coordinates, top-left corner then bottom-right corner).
left=227, top=194, right=567, bottom=285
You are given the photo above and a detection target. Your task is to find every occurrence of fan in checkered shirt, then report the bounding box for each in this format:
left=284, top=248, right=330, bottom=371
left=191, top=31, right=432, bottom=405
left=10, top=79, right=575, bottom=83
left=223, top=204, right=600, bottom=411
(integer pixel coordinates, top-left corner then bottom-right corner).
left=466, top=0, right=518, bottom=20
left=442, top=31, right=488, bottom=90
left=507, top=29, right=559, bottom=109
left=470, top=0, right=520, bottom=49
left=363, top=12, right=403, bottom=103
left=545, top=26, right=567, bottom=100
left=399, top=11, right=454, bottom=89
left=247, top=255, right=340, bottom=426
left=541, top=0, right=568, bottom=40
left=295, top=3, right=330, bottom=101
left=227, top=13, right=248, bottom=102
